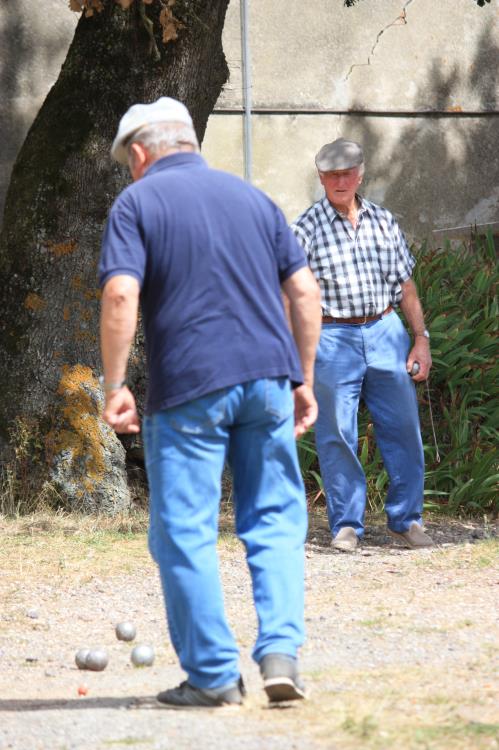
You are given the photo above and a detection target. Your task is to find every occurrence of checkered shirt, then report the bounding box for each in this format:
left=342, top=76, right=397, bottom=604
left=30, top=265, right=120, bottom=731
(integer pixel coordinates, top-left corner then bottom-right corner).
left=292, top=196, right=416, bottom=317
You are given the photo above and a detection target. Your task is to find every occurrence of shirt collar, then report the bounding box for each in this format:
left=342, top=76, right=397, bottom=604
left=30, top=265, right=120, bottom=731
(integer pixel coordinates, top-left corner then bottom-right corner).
left=144, top=152, right=207, bottom=178
left=321, top=193, right=374, bottom=221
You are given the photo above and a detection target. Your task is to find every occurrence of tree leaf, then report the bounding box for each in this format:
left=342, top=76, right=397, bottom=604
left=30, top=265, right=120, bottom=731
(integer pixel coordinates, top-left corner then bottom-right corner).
left=159, top=6, right=185, bottom=45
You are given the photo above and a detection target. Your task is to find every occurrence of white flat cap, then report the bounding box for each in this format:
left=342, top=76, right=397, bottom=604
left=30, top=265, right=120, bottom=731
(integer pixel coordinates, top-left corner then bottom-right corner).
left=315, top=138, right=364, bottom=172
left=111, top=96, right=194, bottom=164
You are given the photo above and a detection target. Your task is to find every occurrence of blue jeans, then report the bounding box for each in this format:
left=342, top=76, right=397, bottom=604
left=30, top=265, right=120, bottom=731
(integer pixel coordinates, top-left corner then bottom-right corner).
left=143, top=377, right=307, bottom=690
left=314, top=311, right=424, bottom=538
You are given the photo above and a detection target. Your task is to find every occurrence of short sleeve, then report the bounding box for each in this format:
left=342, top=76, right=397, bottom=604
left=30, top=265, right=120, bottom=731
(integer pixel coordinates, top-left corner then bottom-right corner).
left=98, top=193, right=147, bottom=289
left=391, top=217, right=416, bottom=284
left=290, top=221, right=313, bottom=262
left=274, top=206, right=308, bottom=282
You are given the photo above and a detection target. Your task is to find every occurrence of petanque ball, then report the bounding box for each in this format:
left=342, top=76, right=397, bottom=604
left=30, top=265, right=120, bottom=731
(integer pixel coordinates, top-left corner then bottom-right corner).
left=130, top=644, right=155, bottom=667
left=115, top=621, right=137, bottom=642
left=85, top=648, right=109, bottom=672
left=75, top=649, right=90, bottom=670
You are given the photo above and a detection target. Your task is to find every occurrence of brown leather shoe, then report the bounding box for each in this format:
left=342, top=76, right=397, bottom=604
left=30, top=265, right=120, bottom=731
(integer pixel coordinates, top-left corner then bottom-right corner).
left=331, top=527, right=358, bottom=552
left=388, top=522, right=435, bottom=549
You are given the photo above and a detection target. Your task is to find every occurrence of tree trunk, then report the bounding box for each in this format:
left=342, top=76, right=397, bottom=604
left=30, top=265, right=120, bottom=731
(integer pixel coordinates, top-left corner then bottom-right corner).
left=0, top=0, right=230, bottom=513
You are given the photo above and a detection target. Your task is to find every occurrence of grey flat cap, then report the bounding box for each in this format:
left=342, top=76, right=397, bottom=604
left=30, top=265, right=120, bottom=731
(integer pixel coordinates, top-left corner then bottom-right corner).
left=315, top=138, right=364, bottom=171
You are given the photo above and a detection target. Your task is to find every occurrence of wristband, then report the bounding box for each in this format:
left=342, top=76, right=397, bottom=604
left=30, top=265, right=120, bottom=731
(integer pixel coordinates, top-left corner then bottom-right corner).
left=415, top=329, right=430, bottom=340
left=98, top=376, right=126, bottom=392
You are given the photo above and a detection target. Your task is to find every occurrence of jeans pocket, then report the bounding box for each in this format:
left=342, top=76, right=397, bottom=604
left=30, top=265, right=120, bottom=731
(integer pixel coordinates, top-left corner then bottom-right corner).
left=264, top=377, right=294, bottom=421
left=169, top=389, right=227, bottom=434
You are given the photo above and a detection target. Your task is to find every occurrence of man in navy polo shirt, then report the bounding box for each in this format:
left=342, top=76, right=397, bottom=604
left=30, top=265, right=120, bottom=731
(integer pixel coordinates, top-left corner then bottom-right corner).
left=99, top=97, right=321, bottom=707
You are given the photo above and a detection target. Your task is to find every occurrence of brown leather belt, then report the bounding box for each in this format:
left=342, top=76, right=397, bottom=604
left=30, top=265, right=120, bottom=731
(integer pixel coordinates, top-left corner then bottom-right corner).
left=322, top=305, right=393, bottom=325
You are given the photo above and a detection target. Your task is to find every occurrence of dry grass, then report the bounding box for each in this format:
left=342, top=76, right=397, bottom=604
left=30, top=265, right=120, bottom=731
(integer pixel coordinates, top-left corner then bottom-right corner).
left=0, top=510, right=151, bottom=583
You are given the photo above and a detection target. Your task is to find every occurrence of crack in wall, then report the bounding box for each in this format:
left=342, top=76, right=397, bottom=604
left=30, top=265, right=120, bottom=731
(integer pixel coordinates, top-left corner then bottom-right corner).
left=345, top=0, right=415, bottom=81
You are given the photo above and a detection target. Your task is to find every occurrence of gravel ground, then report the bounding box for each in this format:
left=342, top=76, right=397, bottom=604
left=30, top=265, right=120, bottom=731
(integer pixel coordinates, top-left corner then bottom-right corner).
left=0, top=511, right=498, bottom=750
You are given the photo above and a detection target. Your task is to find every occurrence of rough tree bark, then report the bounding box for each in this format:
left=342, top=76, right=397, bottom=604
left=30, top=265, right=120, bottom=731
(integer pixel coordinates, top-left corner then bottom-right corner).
left=0, top=0, right=230, bottom=513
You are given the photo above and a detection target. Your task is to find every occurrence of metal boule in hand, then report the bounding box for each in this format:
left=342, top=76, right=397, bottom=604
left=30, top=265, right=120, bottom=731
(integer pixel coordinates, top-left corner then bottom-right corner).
left=115, top=621, right=137, bottom=642
left=410, top=361, right=420, bottom=376
left=75, top=649, right=90, bottom=670
left=131, top=644, right=155, bottom=667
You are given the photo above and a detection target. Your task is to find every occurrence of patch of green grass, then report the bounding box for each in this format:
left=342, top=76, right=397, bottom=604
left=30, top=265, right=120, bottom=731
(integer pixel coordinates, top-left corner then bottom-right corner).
left=103, top=740, right=153, bottom=747
left=414, top=720, right=499, bottom=743
left=423, top=694, right=456, bottom=706
left=456, top=619, right=474, bottom=628
left=342, top=714, right=379, bottom=739
left=358, top=616, right=386, bottom=629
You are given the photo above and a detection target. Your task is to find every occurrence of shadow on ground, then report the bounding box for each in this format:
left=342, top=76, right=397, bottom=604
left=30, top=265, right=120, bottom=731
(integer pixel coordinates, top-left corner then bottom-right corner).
left=0, top=697, right=142, bottom=712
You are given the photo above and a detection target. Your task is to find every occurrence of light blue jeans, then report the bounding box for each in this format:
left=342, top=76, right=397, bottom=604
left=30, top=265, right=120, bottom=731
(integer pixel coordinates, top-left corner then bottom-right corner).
left=143, top=377, right=307, bottom=690
left=314, top=310, right=424, bottom=538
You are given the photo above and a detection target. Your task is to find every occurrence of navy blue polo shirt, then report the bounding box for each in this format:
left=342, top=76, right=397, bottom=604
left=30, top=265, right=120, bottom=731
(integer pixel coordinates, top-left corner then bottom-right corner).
left=99, top=153, right=306, bottom=414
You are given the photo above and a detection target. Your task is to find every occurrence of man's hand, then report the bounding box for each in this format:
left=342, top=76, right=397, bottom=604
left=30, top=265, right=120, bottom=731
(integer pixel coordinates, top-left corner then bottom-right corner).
left=407, top=337, right=432, bottom=382
left=293, top=384, right=318, bottom=437
left=103, top=386, right=140, bottom=433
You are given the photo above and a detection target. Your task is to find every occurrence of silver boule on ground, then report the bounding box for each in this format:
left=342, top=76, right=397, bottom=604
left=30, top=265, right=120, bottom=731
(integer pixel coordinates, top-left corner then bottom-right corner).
left=74, top=649, right=90, bottom=670
left=115, top=621, right=137, bottom=642
left=84, top=648, right=109, bottom=672
left=130, top=644, right=155, bottom=667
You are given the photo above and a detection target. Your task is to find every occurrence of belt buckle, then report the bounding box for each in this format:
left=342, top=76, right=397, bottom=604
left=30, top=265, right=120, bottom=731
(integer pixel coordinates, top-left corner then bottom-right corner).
left=360, top=315, right=368, bottom=324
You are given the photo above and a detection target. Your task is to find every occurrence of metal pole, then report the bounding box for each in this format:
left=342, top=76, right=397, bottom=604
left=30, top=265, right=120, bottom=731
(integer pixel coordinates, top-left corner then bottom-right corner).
left=240, top=0, right=252, bottom=182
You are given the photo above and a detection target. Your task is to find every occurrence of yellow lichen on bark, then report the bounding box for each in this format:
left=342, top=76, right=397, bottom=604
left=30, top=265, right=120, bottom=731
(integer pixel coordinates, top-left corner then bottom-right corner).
left=80, top=308, right=93, bottom=322
left=71, top=276, right=83, bottom=291
left=83, top=288, right=101, bottom=301
left=48, top=365, right=106, bottom=491
left=24, top=293, right=47, bottom=311
left=48, top=240, right=78, bottom=258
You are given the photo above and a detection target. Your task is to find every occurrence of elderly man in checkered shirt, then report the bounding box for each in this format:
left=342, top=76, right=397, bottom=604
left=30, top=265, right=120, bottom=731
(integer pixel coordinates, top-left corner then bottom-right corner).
left=292, top=138, right=434, bottom=552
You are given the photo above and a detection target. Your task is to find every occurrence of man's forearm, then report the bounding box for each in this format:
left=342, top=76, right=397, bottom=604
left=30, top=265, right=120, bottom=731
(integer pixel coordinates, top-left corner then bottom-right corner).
left=289, top=305, right=321, bottom=386
left=100, top=276, right=140, bottom=384
left=282, top=267, right=322, bottom=386
left=399, top=279, right=427, bottom=337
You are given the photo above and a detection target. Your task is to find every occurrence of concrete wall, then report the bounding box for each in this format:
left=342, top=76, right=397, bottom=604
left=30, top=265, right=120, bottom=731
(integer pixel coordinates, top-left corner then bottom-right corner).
left=202, top=0, right=499, bottom=238
left=0, top=0, right=497, bottom=239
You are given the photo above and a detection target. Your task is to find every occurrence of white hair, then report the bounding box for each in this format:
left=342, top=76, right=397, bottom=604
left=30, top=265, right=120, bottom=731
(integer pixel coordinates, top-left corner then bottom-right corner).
left=129, top=121, right=199, bottom=156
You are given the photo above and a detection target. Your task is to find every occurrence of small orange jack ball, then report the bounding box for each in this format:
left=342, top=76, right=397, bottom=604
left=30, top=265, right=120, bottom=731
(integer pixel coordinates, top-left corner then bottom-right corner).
left=77, top=684, right=88, bottom=696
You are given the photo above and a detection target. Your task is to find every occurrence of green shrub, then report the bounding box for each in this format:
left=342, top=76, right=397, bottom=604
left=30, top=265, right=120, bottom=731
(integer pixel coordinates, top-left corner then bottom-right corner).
left=299, top=232, right=498, bottom=517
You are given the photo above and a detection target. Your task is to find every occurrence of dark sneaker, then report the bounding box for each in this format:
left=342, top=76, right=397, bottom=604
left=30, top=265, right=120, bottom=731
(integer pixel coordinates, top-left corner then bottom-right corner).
left=259, top=653, right=306, bottom=703
left=388, top=522, right=435, bottom=549
left=156, top=677, right=245, bottom=708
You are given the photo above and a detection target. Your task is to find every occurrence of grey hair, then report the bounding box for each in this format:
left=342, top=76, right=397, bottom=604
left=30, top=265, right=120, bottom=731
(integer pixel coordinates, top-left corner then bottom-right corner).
left=358, top=162, right=365, bottom=177
left=129, top=121, right=200, bottom=156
